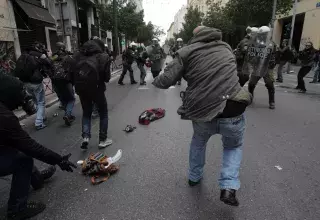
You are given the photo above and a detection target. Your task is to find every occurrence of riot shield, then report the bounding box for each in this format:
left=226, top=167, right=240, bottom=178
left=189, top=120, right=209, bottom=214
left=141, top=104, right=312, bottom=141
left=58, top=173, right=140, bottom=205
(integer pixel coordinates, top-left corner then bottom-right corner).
left=242, top=32, right=274, bottom=77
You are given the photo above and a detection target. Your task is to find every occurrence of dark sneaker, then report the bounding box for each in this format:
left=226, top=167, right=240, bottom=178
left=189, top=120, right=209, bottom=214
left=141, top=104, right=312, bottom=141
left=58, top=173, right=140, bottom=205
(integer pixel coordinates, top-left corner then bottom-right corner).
left=131, top=81, right=138, bottom=85
left=298, top=89, right=306, bottom=93
left=294, top=86, right=301, bottom=90
left=276, top=79, right=283, bottom=83
left=118, top=82, right=125, bottom=86
left=310, top=81, right=317, bottom=83
left=63, top=116, right=74, bottom=126
left=140, top=81, right=147, bottom=86
left=40, top=166, right=56, bottom=181
left=7, top=201, right=46, bottom=220
left=220, top=189, right=239, bottom=207
left=188, top=179, right=201, bottom=187
left=31, top=166, right=56, bottom=190
left=81, top=138, right=90, bottom=150
left=35, top=124, right=47, bottom=131
left=269, top=102, right=275, bottom=110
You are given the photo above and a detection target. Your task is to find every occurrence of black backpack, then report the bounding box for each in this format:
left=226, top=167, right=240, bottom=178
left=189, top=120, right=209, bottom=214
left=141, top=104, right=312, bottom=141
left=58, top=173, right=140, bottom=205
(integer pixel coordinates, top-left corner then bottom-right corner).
left=74, top=54, right=100, bottom=93
left=52, top=55, right=73, bottom=81
left=14, top=53, right=38, bottom=82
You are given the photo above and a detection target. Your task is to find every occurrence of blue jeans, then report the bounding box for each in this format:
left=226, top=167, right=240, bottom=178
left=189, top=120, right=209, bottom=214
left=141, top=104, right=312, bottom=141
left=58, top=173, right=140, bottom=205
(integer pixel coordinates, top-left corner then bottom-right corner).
left=25, top=83, right=45, bottom=126
left=189, top=114, right=246, bottom=190
left=79, top=90, right=109, bottom=141
left=312, top=63, right=320, bottom=82
left=52, top=80, right=75, bottom=117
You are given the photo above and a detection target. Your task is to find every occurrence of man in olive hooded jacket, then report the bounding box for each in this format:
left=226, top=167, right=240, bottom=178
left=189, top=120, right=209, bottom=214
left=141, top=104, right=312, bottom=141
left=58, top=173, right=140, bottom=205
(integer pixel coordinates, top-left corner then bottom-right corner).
left=153, top=26, right=252, bottom=207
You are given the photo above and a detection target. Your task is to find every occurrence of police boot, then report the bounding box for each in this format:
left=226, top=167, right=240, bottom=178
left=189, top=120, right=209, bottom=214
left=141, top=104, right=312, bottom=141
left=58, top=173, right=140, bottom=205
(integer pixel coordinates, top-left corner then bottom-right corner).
left=268, top=89, right=275, bottom=110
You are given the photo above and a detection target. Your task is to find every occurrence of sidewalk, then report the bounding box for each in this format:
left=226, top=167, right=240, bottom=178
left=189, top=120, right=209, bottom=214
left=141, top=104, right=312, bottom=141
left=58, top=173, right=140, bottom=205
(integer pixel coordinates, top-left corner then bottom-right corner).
left=14, top=56, right=123, bottom=120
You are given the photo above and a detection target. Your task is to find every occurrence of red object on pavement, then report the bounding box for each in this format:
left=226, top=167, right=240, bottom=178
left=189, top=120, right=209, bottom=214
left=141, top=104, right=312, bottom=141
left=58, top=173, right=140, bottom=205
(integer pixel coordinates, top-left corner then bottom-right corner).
left=139, top=108, right=166, bottom=125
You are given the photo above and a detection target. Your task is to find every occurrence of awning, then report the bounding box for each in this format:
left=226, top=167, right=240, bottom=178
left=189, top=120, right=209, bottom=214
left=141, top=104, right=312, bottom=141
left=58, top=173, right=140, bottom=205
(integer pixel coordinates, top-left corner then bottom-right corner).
left=15, top=0, right=55, bottom=24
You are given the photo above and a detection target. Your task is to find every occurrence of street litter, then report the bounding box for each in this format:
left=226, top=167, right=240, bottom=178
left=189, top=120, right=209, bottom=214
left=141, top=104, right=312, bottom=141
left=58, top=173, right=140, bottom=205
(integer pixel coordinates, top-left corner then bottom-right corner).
left=53, top=113, right=58, bottom=117
left=123, top=125, right=136, bottom=133
left=275, top=165, right=283, bottom=171
left=80, top=150, right=122, bottom=185
left=139, top=108, right=166, bottom=125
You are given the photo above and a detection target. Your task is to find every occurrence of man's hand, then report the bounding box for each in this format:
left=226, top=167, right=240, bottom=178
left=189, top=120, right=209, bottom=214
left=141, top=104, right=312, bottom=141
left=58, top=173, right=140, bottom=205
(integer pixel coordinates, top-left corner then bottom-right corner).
left=58, top=154, right=77, bottom=172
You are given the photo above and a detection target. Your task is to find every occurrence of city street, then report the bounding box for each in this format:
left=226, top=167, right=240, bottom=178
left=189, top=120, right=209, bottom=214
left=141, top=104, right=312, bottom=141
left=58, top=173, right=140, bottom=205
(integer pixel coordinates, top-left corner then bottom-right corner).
left=1, top=60, right=320, bottom=220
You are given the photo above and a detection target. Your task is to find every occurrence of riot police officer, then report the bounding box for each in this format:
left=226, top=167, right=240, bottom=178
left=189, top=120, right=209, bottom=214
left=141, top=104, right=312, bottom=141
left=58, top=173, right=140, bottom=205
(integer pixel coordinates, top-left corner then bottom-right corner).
left=242, top=26, right=276, bottom=110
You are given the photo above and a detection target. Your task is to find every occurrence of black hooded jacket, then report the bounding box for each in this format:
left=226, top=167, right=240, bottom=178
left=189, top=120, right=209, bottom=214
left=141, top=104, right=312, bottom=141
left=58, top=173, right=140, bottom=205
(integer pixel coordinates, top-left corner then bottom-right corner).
left=73, top=40, right=111, bottom=92
left=0, top=74, right=62, bottom=165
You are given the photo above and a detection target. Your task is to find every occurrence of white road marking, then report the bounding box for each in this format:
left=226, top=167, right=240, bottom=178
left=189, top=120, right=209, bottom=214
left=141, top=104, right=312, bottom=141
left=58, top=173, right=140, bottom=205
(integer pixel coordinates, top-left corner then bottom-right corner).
left=138, top=87, right=150, bottom=90
left=275, top=165, right=283, bottom=171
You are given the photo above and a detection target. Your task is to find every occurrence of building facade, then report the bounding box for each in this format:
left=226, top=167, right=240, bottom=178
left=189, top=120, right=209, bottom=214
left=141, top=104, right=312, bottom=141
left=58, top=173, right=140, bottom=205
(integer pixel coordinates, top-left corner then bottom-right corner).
left=167, top=22, right=174, bottom=40
left=273, top=0, right=320, bottom=51
left=0, top=0, right=21, bottom=75
left=187, top=0, right=229, bottom=15
left=173, top=5, right=187, bottom=34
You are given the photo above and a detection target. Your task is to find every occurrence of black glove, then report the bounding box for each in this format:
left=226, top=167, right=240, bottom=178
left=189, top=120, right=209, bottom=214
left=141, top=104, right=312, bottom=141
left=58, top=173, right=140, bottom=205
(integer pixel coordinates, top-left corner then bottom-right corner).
left=58, top=154, right=77, bottom=172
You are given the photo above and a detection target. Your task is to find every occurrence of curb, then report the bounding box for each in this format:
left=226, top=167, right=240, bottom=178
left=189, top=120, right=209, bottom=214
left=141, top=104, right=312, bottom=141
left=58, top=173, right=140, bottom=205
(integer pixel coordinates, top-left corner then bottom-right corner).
left=18, top=97, right=59, bottom=121
left=18, top=68, right=123, bottom=121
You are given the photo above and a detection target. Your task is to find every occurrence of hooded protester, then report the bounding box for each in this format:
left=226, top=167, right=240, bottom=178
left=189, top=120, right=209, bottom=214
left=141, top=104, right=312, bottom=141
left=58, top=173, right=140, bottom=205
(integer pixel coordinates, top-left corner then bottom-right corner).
left=296, top=41, right=317, bottom=93
left=235, top=26, right=258, bottom=86
left=244, top=26, right=277, bottom=109
left=14, top=42, right=54, bottom=130
left=148, top=38, right=166, bottom=78
left=73, top=38, right=113, bottom=150
left=118, top=42, right=138, bottom=85
left=153, top=26, right=252, bottom=207
left=51, top=42, right=76, bottom=126
left=0, top=73, right=76, bottom=220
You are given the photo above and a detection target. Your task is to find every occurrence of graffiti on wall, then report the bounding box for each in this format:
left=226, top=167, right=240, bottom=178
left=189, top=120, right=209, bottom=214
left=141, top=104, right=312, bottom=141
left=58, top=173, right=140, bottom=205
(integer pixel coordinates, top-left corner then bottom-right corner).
left=0, top=41, right=16, bottom=75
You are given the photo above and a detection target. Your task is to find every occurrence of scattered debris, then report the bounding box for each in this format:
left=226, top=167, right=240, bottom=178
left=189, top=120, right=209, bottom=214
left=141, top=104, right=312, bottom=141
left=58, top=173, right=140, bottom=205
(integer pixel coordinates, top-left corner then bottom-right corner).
left=84, top=189, right=88, bottom=191
left=275, top=165, right=283, bottom=171
left=53, top=113, right=58, bottom=117
left=81, top=150, right=122, bottom=185
left=169, top=86, right=175, bottom=89
left=123, top=125, right=136, bottom=133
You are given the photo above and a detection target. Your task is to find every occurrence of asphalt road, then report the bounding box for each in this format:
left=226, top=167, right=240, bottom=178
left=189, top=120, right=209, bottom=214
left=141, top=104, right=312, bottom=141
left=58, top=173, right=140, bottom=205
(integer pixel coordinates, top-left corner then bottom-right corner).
left=1, top=61, right=320, bottom=220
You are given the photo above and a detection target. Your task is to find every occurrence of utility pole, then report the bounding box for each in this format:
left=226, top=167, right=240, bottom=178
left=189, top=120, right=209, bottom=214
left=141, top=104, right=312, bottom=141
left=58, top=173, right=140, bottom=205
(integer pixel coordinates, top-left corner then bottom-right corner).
left=270, top=0, right=277, bottom=38
left=289, top=0, right=298, bottom=49
left=287, top=0, right=298, bottom=73
left=58, top=0, right=65, bottom=43
left=113, top=0, right=119, bottom=56
left=74, top=0, right=81, bottom=48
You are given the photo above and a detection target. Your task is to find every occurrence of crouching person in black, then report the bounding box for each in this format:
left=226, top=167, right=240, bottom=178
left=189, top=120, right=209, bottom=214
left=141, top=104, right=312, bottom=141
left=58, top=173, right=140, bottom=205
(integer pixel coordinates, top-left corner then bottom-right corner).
left=0, top=74, right=76, bottom=220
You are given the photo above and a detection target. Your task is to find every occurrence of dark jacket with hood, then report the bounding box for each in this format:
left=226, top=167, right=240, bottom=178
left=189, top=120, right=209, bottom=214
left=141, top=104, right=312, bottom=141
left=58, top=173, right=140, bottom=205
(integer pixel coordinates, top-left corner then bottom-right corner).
left=0, top=73, right=62, bottom=165
left=153, top=27, right=252, bottom=122
left=122, top=47, right=137, bottom=65
left=73, top=39, right=111, bottom=92
left=299, top=46, right=317, bottom=67
left=17, top=48, right=53, bottom=84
